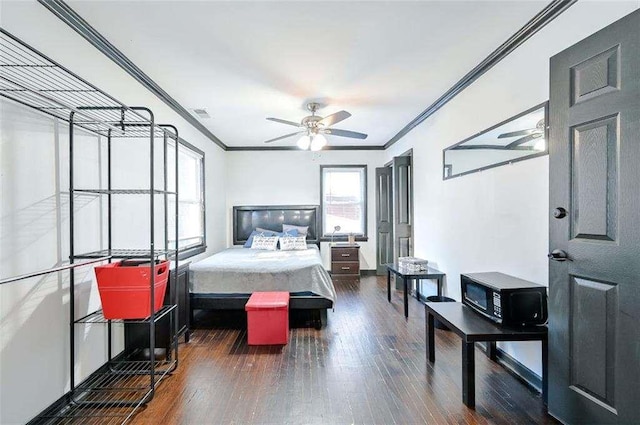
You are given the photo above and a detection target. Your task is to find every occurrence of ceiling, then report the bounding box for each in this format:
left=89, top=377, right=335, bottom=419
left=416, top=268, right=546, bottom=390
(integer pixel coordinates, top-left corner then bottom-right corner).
left=65, top=1, right=547, bottom=148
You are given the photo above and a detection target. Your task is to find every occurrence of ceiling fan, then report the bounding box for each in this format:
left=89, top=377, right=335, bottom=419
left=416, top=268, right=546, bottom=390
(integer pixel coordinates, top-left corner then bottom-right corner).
left=264, top=102, right=368, bottom=150
left=498, top=118, right=545, bottom=149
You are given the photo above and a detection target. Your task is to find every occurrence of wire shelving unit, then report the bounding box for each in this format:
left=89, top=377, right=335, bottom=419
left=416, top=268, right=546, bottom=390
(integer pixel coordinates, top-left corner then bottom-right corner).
left=1, top=28, right=181, bottom=424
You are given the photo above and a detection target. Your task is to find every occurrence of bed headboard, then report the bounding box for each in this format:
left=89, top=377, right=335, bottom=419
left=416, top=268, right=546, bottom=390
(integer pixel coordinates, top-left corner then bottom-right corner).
left=233, top=205, right=321, bottom=246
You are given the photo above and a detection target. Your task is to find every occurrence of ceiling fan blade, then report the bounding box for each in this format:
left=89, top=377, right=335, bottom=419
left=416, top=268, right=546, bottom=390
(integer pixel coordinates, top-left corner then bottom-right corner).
left=266, top=117, right=302, bottom=127
left=498, top=128, right=536, bottom=139
left=264, top=131, right=304, bottom=144
left=505, top=133, right=540, bottom=149
left=319, top=110, right=351, bottom=127
left=326, top=129, right=368, bottom=139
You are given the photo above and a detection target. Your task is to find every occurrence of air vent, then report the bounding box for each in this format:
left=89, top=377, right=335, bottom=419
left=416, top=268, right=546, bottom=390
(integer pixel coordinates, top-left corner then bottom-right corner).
left=192, top=108, right=211, bottom=119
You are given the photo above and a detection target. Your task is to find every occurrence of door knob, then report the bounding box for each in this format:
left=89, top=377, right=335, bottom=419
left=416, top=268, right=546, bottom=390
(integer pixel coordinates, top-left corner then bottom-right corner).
left=548, top=249, right=571, bottom=262
left=553, top=207, right=568, bottom=219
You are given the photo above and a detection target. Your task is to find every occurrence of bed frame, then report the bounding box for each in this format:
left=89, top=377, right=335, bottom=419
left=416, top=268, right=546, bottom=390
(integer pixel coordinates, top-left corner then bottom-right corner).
left=190, top=205, right=332, bottom=328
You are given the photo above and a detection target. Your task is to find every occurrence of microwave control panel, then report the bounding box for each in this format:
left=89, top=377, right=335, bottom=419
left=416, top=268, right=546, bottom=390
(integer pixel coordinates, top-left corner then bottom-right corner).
left=492, top=292, right=502, bottom=318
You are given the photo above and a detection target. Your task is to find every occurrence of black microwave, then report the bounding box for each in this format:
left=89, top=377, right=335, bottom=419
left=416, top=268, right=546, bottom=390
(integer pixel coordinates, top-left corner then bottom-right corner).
left=461, top=272, right=548, bottom=326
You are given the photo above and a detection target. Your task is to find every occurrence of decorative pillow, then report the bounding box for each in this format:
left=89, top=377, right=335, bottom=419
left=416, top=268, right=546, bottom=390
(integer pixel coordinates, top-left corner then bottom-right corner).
left=257, top=227, right=299, bottom=238
left=279, top=235, right=308, bottom=251
left=279, top=228, right=299, bottom=238
left=283, top=224, right=309, bottom=237
left=250, top=235, right=279, bottom=250
left=256, top=227, right=276, bottom=233
left=244, top=229, right=277, bottom=248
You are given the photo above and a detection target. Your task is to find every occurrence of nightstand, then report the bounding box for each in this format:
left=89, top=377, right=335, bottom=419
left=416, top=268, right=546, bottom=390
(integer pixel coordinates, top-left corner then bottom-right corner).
left=331, top=243, right=360, bottom=277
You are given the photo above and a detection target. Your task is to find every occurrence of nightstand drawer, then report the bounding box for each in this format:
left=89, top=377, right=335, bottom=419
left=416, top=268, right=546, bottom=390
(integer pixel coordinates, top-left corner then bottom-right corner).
left=331, top=247, right=359, bottom=261
left=331, top=261, right=360, bottom=275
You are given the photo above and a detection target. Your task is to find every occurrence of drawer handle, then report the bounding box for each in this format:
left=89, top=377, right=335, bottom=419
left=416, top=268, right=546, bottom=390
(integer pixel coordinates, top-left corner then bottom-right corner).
left=341, top=267, right=350, bottom=270
left=341, top=254, right=350, bottom=257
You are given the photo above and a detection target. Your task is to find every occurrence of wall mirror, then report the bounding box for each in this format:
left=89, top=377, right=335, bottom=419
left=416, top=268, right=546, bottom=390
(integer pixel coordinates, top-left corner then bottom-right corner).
left=443, top=102, right=548, bottom=179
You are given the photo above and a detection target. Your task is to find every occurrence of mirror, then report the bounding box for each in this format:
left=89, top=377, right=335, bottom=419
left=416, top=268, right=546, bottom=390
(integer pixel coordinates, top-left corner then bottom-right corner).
left=443, top=102, right=548, bottom=179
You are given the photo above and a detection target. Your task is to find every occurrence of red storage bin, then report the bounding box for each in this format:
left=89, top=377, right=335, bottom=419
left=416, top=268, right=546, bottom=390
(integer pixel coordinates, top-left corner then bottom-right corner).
left=245, top=292, right=290, bottom=345
left=94, top=260, right=169, bottom=319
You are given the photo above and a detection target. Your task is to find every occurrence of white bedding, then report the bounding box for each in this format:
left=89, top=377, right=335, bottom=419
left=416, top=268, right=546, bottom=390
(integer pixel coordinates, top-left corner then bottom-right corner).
left=189, top=245, right=336, bottom=302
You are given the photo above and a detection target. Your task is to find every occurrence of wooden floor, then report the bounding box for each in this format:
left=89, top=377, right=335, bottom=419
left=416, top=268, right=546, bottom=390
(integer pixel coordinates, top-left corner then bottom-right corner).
left=130, top=276, right=557, bottom=424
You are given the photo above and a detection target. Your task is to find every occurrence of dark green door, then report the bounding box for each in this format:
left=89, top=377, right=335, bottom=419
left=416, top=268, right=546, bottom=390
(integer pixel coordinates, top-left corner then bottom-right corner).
left=393, top=155, right=413, bottom=260
left=548, top=10, right=640, bottom=424
left=375, top=166, right=393, bottom=275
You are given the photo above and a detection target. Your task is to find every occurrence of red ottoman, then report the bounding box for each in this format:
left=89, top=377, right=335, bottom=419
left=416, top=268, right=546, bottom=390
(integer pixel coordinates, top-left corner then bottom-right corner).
left=245, top=292, right=290, bottom=345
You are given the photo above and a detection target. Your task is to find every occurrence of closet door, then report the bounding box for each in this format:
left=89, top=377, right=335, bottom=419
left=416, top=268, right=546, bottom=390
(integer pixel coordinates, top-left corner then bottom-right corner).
left=375, top=166, right=393, bottom=274
left=393, top=155, right=412, bottom=260
left=548, top=9, right=640, bottom=424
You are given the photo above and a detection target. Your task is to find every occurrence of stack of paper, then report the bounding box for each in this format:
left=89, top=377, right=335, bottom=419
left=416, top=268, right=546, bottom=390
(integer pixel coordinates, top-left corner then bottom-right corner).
left=398, top=257, right=428, bottom=271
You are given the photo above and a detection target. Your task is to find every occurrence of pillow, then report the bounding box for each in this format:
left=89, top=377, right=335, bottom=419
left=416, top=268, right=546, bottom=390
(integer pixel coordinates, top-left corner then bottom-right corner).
left=283, top=224, right=309, bottom=237
left=256, top=227, right=276, bottom=233
left=279, top=235, right=308, bottom=251
left=243, top=229, right=277, bottom=248
left=258, top=227, right=299, bottom=238
left=250, top=235, right=279, bottom=250
left=279, top=228, right=299, bottom=238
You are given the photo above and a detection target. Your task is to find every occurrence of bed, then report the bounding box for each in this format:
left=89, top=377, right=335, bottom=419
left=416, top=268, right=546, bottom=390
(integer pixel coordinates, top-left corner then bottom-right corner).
left=189, top=205, right=335, bottom=328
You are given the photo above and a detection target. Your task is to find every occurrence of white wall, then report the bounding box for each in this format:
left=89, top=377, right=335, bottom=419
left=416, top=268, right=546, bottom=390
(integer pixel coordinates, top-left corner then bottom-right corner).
left=226, top=150, right=384, bottom=270
left=0, top=100, right=112, bottom=424
left=0, top=3, right=227, bottom=423
left=384, top=1, right=639, bottom=377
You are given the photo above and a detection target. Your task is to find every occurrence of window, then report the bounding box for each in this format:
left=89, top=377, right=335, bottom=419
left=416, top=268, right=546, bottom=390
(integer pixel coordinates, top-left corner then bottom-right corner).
left=320, top=165, right=367, bottom=239
left=168, top=140, right=205, bottom=257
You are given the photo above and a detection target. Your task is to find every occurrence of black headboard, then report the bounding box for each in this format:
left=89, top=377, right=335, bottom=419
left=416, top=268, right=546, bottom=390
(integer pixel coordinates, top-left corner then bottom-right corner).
left=233, top=205, right=321, bottom=246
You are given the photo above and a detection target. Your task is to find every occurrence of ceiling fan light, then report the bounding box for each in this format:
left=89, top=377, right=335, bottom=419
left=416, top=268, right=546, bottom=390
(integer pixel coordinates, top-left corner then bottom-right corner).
left=297, top=135, right=311, bottom=150
left=310, top=134, right=327, bottom=151
left=534, top=139, right=546, bottom=151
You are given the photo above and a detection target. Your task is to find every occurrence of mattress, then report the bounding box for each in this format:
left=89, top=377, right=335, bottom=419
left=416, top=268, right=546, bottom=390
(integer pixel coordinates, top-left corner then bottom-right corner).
left=189, top=245, right=336, bottom=302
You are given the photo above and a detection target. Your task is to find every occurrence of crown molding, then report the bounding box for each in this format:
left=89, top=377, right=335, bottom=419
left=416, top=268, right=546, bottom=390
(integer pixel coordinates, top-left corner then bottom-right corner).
left=38, top=0, right=227, bottom=151
left=384, top=0, right=577, bottom=149
left=41, top=0, right=576, bottom=153
left=226, top=145, right=385, bottom=152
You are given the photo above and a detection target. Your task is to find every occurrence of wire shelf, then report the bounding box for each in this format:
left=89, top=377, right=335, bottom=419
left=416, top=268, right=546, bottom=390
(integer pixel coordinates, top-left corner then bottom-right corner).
left=75, top=305, right=177, bottom=325
left=75, top=189, right=177, bottom=195
left=31, top=358, right=176, bottom=425
left=0, top=29, right=178, bottom=140
left=72, top=249, right=176, bottom=260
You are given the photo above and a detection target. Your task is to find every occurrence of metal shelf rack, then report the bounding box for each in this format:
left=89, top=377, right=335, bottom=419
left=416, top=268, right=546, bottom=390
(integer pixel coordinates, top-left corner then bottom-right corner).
left=1, top=28, right=181, bottom=424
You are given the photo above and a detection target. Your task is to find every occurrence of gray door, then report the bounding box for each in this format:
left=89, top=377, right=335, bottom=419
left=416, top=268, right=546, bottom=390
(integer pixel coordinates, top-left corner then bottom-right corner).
left=548, top=10, right=640, bottom=424
left=393, top=155, right=413, bottom=259
left=375, top=166, right=393, bottom=274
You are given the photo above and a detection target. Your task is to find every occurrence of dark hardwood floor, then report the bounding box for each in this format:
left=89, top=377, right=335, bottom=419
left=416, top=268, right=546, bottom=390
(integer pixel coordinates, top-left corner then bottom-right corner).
left=130, top=276, right=557, bottom=424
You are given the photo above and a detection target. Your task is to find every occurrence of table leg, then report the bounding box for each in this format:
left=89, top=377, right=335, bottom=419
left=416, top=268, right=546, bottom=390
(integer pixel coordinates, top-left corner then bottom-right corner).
left=462, top=341, right=476, bottom=408
left=542, top=335, right=548, bottom=405
left=487, top=342, right=497, bottom=361
left=426, top=311, right=435, bottom=362
left=437, top=276, right=443, bottom=297
left=403, top=276, right=409, bottom=319
left=387, top=270, right=391, bottom=302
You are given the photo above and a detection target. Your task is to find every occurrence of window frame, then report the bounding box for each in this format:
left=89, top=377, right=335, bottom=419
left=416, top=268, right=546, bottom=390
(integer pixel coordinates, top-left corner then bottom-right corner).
left=319, top=164, right=368, bottom=242
left=169, top=138, right=206, bottom=259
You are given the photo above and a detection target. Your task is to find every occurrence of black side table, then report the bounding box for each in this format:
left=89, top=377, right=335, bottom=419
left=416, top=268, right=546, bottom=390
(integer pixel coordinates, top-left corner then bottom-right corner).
left=386, top=263, right=445, bottom=318
left=425, top=302, right=548, bottom=408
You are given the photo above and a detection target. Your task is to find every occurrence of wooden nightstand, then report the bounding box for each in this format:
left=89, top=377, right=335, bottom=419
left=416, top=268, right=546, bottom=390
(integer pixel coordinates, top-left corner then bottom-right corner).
left=331, top=244, right=360, bottom=277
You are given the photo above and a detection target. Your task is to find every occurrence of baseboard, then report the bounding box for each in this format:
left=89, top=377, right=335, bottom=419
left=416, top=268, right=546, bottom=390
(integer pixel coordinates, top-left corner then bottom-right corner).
left=26, top=352, right=128, bottom=424
left=480, top=343, right=542, bottom=393
left=360, top=269, right=377, bottom=276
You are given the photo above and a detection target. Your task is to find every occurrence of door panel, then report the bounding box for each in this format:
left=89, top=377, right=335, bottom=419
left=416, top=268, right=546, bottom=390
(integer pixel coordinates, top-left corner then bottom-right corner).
left=375, top=167, right=393, bottom=274
left=549, top=9, right=640, bottom=424
left=570, top=116, right=618, bottom=241
left=570, top=277, right=617, bottom=407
